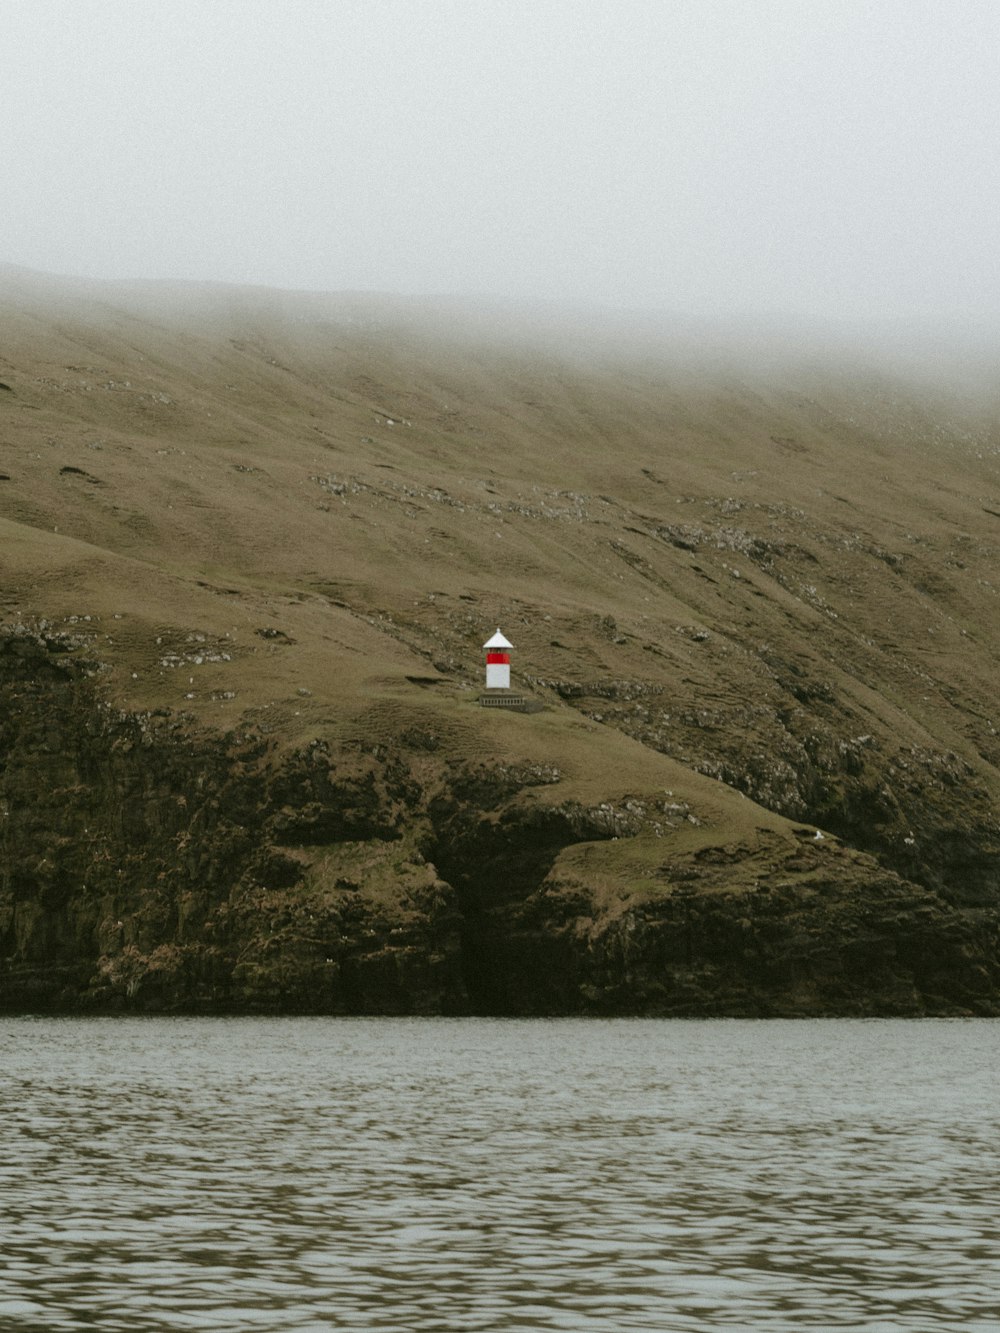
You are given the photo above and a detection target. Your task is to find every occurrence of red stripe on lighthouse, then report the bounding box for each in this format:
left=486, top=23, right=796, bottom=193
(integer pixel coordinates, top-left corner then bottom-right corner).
left=486, top=652, right=509, bottom=664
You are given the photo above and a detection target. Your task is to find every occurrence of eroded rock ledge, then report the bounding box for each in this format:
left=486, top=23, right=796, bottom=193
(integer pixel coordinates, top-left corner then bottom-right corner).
left=2, top=632, right=999, bottom=1016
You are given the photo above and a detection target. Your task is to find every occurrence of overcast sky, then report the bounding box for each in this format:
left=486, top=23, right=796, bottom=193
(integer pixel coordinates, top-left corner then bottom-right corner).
left=2, top=0, right=998, bottom=323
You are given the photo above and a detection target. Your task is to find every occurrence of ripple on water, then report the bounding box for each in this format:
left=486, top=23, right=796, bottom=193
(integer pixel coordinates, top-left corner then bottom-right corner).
left=0, top=1017, right=998, bottom=1331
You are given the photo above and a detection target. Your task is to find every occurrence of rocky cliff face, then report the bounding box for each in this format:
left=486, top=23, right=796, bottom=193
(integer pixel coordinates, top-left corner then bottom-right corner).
left=4, top=630, right=997, bottom=1016
left=0, top=631, right=460, bottom=1013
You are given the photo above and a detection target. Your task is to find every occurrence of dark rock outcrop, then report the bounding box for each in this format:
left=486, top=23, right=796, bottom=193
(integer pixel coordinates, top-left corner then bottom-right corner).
left=3, top=629, right=998, bottom=1016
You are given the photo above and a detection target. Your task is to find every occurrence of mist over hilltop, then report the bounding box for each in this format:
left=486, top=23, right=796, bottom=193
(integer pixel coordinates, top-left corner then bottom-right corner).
left=3, top=2, right=1000, bottom=329
left=3, top=258, right=999, bottom=414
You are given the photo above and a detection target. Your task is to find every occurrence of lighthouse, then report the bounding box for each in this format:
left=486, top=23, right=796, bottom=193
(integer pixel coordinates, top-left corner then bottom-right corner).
left=483, top=628, right=512, bottom=690
left=478, top=628, right=541, bottom=712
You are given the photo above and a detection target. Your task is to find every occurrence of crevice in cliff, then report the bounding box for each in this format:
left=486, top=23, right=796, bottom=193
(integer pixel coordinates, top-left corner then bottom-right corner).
left=428, top=806, right=597, bottom=1015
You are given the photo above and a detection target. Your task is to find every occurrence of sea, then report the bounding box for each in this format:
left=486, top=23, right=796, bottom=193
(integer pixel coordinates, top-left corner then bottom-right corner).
left=1, top=1017, right=997, bottom=1332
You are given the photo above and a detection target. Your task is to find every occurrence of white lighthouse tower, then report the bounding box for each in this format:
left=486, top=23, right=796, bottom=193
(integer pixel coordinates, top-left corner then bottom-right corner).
left=483, top=628, right=513, bottom=690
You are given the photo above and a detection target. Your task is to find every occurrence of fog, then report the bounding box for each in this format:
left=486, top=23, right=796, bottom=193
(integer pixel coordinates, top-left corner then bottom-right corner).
left=3, top=1, right=999, bottom=330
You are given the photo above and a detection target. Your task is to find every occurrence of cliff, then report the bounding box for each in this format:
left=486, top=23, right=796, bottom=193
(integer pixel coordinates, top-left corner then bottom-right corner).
left=2, top=268, right=1000, bottom=1013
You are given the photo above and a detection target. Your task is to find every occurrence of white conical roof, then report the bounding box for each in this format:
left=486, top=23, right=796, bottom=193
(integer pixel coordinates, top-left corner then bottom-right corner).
left=483, top=628, right=513, bottom=649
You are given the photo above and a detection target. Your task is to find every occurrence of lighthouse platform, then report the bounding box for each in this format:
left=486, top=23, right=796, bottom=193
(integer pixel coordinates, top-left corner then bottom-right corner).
left=478, top=692, right=544, bottom=713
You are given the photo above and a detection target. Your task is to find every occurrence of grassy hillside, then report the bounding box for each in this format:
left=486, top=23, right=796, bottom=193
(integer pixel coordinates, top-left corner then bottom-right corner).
left=3, top=266, right=1000, bottom=1012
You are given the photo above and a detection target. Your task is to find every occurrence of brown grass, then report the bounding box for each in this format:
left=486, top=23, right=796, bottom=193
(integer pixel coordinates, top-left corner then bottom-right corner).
left=4, top=267, right=1000, bottom=877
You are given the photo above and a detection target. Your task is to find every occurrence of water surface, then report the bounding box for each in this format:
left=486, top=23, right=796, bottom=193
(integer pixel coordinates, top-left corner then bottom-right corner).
left=1, top=1017, right=997, bottom=1330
